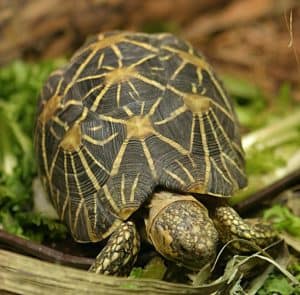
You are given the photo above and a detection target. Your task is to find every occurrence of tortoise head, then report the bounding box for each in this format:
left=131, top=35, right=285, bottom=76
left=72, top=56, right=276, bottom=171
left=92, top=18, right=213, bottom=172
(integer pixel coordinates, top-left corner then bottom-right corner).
left=145, top=192, right=219, bottom=270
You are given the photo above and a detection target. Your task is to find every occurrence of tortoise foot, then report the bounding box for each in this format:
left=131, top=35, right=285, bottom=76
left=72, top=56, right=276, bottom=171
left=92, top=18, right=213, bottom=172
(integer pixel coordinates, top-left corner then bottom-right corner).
left=89, top=221, right=140, bottom=276
left=213, top=206, right=277, bottom=252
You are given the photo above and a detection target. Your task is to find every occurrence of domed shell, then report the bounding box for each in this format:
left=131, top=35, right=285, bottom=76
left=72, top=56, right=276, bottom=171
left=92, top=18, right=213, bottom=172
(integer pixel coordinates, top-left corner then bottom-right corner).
left=34, top=32, right=247, bottom=243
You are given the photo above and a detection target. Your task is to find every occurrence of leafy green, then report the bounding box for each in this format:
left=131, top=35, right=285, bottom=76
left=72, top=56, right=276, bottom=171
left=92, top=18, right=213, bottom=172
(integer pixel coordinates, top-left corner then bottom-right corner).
left=264, top=205, right=300, bottom=237
left=230, top=108, right=300, bottom=205
left=0, top=59, right=67, bottom=241
left=130, top=256, right=167, bottom=280
left=245, top=147, right=286, bottom=175
left=258, top=274, right=300, bottom=295
left=222, top=74, right=266, bottom=130
left=222, top=75, right=296, bottom=132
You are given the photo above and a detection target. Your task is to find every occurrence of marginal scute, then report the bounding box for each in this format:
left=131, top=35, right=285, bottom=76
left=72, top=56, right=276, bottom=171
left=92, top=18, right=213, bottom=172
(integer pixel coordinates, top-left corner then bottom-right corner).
left=39, top=95, right=61, bottom=123
left=60, top=124, right=82, bottom=151
left=164, top=46, right=210, bottom=71
left=186, top=182, right=206, bottom=194
left=119, top=207, right=139, bottom=220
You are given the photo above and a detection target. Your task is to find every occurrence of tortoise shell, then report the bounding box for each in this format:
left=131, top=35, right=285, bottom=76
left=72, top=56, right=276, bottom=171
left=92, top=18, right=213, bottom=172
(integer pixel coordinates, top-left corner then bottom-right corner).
left=34, top=32, right=247, bottom=243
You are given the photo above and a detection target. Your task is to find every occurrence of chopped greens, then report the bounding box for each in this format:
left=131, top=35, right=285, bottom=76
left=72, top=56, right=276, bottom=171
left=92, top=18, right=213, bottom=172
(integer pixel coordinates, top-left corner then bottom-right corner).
left=130, top=256, right=167, bottom=280
left=264, top=205, right=300, bottom=238
left=222, top=75, right=297, bottom=132
left=257, top=273, right=300, bottom=295
left=0, top=59, right=67, bottom=241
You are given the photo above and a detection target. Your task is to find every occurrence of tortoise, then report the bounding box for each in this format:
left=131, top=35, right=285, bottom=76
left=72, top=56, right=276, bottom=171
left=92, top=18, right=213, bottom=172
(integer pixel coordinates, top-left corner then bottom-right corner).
left=34, top=31, right=276, bottom=276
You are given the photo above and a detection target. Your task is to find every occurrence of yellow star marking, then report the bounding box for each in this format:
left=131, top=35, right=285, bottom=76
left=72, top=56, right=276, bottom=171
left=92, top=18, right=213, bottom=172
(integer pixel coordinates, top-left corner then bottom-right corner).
left=111, top=139, right=129, bottom=176
left=170, top=62, right=186, bottom=80
left=149, top=96, right=163, bottom=115
left=103, top=184, right=120, bottom=213
left=210, top=157, right=232, bottom=185
left=52, top=116, right=68, bottom=130
left=189, top=116, right=196, bottom=153
left=121, top=174, right=126, bottom=205
left=61, top=152, right=70, bottom=220
left=154, top=132, right=190, bottom=156
left=154, top=104, right=187, bottom=125
left=83, top=146, right=110, bottom=174
left=128, top=81, right=139, bottom=98
left=123, top=38, right=159, bottom=53
left=130, top=174, right=140, bottom=202
left=126, top=116, right=154, bottom=139
left=72, top=33, right=126, bottom=64
left=128, top=54, right=157, bottom=68
left=209, top=111, right=245, bottom=177
left=73, top=198, right=84, bottom=234
left=64, top=50, right=99, bottom=96
left=97, top=53, right=105, bottom=69
left=116, top=83, right=121, bottom=107
left=49, top=147, right=60, bottom=182
left=163, top=168, right=186, bottom=187
left=141, top=140, right=157, bottom=179
left=82, top=84, right=104, bottom=101
left=83, top=132, right=119, bottom=146
left=206, top=115, right=237, bottom=188
left=78, top=150, right=101, bottom=191
left=111, top=44, right=122, bottom=67
left=183, top=94, right=211, bottom=114
left=140, top=102, right=145, bottom=115
left=162, top=45, right=233, bottom=112
left=91, top=67, right=137, bottom=111
left=49, top=126, right=60, bottom=141
left=232, top=142, right=245, bottom=159
left=198, top=114, right=210, bottom=191
left=175, top=159, right=195, bottom=182
left=123, top=106, right=134, bottom=116
left=60, top=124, right=82, bottom=152
left=105, top=67, right=136, bottom=85
left=41, top=125, right=50, bottom=179
left=39, top=94, right=62, bottom=123
left=70, top=152, right=86, bottom=234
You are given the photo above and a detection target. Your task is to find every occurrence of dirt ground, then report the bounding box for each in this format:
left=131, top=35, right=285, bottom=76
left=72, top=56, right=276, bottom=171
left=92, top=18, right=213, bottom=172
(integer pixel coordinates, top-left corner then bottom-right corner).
left=1, top=0, right=299, bottom=100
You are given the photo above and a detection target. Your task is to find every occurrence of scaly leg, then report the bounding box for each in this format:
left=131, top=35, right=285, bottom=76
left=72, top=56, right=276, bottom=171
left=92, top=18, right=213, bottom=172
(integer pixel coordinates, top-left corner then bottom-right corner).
left=89, top=221, right=140, bottom=276
left=213, top=206, right=277, bottom=252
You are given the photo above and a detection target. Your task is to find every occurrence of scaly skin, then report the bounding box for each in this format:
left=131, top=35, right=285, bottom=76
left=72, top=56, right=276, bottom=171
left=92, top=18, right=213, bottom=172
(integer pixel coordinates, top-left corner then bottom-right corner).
left=213, top=206, right=277, bottom=252
left=89, top=192, right=277, bottom=276
left=89, top=221, right=140, bottom=276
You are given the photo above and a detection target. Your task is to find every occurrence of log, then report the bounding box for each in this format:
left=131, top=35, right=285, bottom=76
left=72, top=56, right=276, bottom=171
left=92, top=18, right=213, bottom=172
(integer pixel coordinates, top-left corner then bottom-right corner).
left=0, top=250, right=226, bottom=295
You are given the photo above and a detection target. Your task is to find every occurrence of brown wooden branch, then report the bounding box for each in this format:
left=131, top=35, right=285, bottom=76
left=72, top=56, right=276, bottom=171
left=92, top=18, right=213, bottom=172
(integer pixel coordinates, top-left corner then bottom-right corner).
left=0, top=229, right=93, bottom=269
left=234, top=169, right=300, bottom=214
left=0, top=249, right=227, bottom=295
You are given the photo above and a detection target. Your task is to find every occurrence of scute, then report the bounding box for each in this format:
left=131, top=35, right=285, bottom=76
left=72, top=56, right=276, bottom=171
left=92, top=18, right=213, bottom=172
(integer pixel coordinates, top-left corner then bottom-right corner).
left=35, top=32, right=247, bottom=243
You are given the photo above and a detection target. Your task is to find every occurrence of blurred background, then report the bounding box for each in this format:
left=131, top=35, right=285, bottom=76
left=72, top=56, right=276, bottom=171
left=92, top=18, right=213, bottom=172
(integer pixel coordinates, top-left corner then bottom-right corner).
left=1, top=0, right=299, bottom=100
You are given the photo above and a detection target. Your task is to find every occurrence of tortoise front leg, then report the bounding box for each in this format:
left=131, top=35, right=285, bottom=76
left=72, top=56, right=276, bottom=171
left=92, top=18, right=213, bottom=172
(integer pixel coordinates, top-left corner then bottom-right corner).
left=89, top=221, right=140, bottom=276
left=213, top=206, right=277, bottom=252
